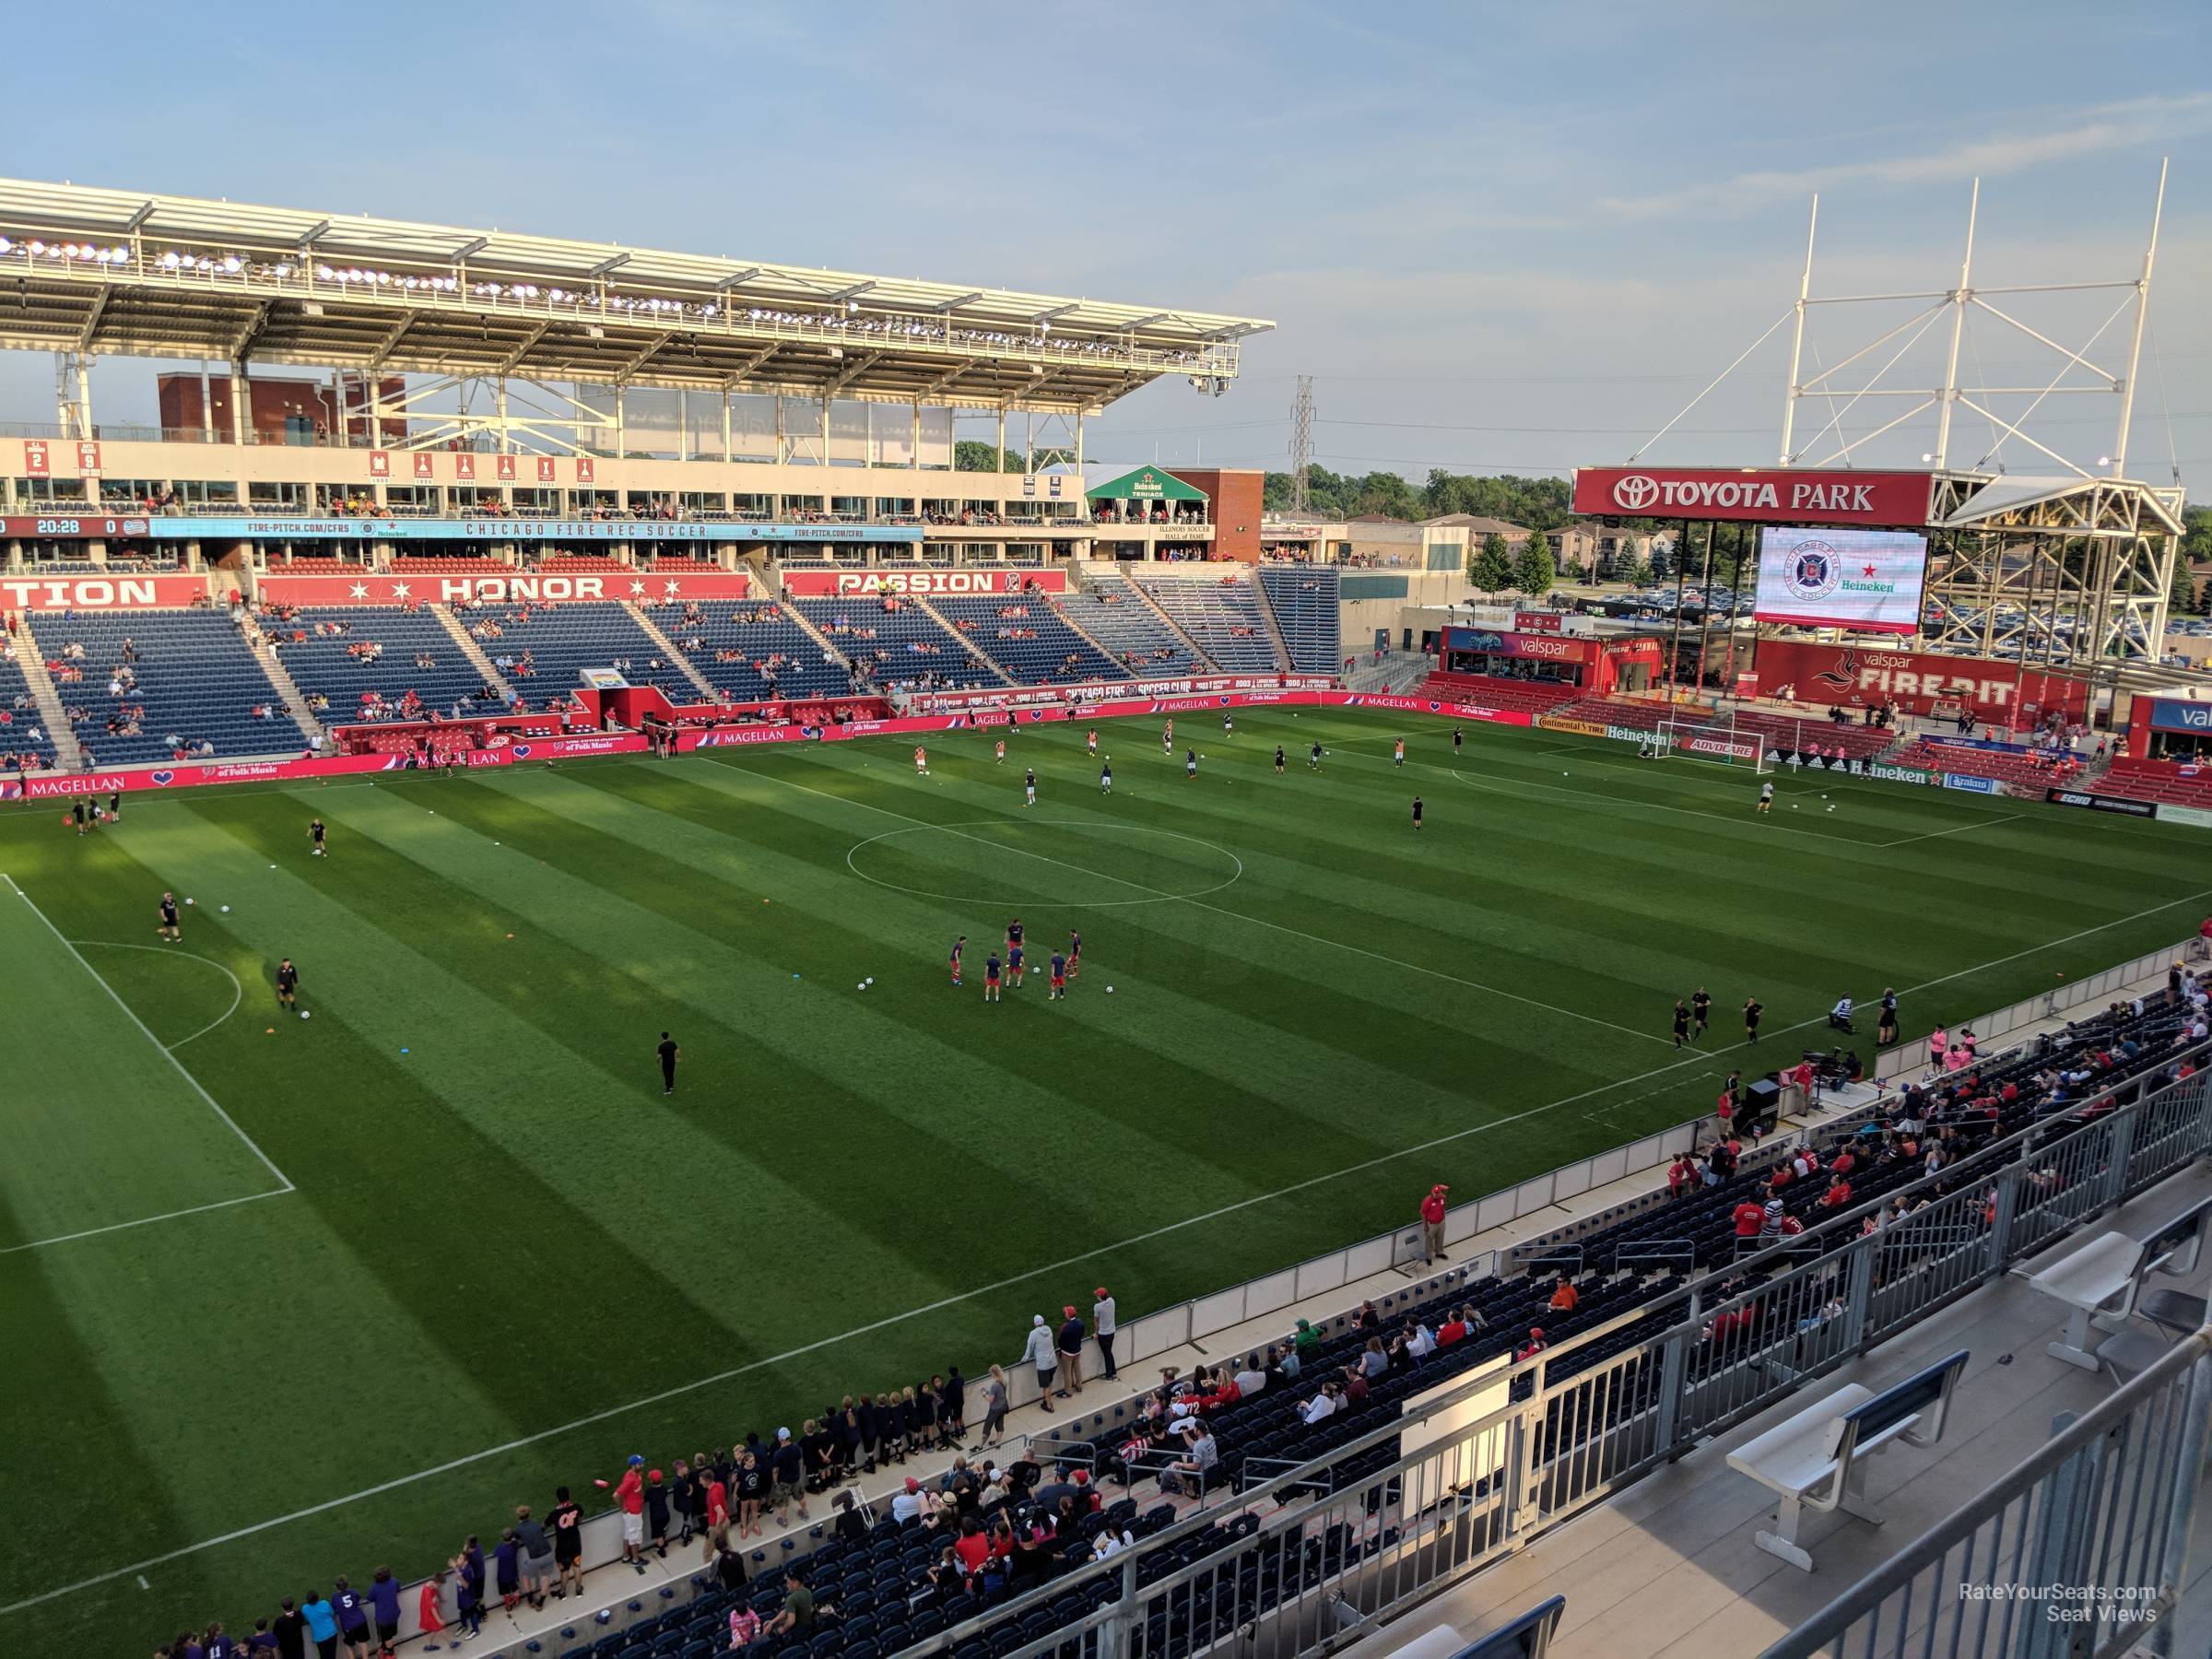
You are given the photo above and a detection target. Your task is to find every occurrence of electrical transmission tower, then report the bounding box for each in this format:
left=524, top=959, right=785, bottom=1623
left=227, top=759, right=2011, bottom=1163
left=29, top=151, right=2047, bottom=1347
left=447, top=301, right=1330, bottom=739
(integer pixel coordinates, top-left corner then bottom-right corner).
left=1289, top=375, right=1314, bottom=512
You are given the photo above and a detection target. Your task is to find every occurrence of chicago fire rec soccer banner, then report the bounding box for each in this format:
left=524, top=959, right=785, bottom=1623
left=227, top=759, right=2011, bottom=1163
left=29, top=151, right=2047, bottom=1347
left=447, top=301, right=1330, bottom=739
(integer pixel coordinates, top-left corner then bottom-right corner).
left=1753, top=526, right=1928, bottom=635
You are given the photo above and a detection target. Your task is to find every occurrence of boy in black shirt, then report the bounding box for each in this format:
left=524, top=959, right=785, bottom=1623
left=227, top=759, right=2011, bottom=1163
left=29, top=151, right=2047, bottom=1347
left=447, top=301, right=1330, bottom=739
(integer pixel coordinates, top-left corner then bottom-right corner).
left=276, top=959, right=300, bottom=1012
left=656, top=1030, right=679, bottom=1096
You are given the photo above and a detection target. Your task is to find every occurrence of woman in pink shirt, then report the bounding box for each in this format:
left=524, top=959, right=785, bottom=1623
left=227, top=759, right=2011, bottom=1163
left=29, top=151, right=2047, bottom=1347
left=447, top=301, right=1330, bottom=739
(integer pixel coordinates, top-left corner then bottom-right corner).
left=1929, top=1026, right=1948, bottom=1070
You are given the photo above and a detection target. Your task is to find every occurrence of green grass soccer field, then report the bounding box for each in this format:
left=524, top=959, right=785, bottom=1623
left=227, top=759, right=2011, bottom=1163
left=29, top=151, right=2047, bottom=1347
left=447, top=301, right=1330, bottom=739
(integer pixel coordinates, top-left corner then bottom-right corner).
left=3, top=704, right=2205, bottom=1650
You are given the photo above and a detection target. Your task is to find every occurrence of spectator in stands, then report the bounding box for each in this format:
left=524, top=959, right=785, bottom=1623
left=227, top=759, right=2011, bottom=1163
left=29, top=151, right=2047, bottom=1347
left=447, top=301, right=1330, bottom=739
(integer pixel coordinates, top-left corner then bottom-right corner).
left=1419, top=1182, right=1449, bottom=1263
left=1548, top=1277, right=1579, bottom=1313
left=973, top=1363, right=1010, bottom=1449
left=1023, top=1314, right=1059, bottom=1412
left=1164, top=1418, right=1219, bottom=1495
left=1054, top=1305, right=1087, bottom=1397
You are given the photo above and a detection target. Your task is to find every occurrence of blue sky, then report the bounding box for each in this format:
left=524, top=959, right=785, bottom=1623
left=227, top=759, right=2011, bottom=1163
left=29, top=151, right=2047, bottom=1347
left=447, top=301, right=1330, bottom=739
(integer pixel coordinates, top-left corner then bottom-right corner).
left=3, top=0, right=2206, bottom=492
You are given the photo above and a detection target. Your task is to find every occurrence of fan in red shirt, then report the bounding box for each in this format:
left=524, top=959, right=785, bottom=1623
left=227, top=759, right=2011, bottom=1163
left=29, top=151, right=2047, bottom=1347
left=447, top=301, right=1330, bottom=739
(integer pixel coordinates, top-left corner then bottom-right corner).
left=1734, top=1199, right=1765, bottom=1238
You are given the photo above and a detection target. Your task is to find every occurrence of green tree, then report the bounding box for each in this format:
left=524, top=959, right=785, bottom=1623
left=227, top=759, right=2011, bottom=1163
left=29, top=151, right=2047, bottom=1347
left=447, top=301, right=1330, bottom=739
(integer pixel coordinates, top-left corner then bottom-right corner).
left=1468, top=532, right=1513, bottom=596
left=954, top=439, right=1010, bottom=472
left=2171, top=553, right=2200, bottom=614
left=1648, top=537, right=1676, bottom=581
left=1630, top=558, right=1655, bottom=586
left=1514, top=535, right=1556, bottom=600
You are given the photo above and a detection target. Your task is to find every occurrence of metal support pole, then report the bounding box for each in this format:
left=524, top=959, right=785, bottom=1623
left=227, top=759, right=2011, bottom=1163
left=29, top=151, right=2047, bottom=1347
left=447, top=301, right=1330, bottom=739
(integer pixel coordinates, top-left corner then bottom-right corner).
left=229, top=359, right=248, bottom=446
left=2148, top=1350, right=2212, bottom=1658
left=722, top=389, right=733, bottom=464
left=1779, top=194, right=1818, bottom=464
left=2112, top=157, right=2168, bottom=478
left=995, top=406, right=1006, bottom=474
left=1931, top=179, right=1978, bottom=469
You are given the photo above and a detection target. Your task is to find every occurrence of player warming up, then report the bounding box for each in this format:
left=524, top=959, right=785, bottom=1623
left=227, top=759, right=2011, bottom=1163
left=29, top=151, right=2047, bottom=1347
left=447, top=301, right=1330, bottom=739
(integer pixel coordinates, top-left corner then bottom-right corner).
left=1067, top=928, right=1082, bottom=980
left=1411, top=794, right=1424, bottom=831
left=1086, top=727, right=1099, bottom=757
left=1309, top=739, right=1324, bottom=771
left=1049, top=949, right=1068, bottom=1000
left=158, top=890, right=182, bottom=942
left=1222, top=711, right=1234, bottom=740
left=1024, top=767, right=1038, bottom=808
left=1756, top=780, right=1774, bottom=814
left=309, top=817, right=327, bottom=857
left=276, top=957, right=300, bottom=1011
left=1274, top=744, right=1286, bottom=774
left=994, top=738, right=1006, bottom=764
left=1100, top=758, right=1113, bottom=794
left=914, top=745, right=929, bottom=776
left=1184, top=747, right=1198, bottom=782
left=1394, top=738, right=1406, bottom=768
left=949, top=935, right=966, bottom=986
left=983, top=951, right=1003, bottom=1003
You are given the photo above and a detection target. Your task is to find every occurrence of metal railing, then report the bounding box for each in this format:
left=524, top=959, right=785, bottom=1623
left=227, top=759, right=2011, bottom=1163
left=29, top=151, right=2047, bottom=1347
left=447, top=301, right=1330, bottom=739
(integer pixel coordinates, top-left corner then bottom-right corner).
left=896, top=1042, right=2212, bottom=1659
left=1876, top=939, right=2190, bottom=1083
left=1763, top=1327, right=2212, bottom=1659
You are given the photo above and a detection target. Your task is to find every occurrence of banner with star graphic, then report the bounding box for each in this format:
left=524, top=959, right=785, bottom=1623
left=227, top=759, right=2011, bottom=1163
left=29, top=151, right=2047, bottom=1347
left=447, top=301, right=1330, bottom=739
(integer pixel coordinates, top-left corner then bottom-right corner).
left=1754, top=526, right=1928, bottom=635
left=257, top=570, right=753, bottom=606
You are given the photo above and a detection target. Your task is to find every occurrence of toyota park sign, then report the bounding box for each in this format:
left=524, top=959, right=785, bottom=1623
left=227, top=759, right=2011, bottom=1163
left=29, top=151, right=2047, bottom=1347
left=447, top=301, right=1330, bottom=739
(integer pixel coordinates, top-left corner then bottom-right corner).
left=1571, top=466, right=1932, bottom=526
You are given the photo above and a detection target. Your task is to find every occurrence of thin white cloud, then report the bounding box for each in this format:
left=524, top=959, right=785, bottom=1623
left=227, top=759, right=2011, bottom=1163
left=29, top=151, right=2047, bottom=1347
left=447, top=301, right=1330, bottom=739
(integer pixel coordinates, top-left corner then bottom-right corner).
left=1600, top=91, right=2212, bottom=219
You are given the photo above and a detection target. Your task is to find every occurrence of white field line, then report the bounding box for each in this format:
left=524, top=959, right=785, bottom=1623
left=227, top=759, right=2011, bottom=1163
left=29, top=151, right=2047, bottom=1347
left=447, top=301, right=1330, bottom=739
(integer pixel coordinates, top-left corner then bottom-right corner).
left=2, top=875, right=292, bottom=1194
left=71, top=940, right=244, bottom=1051
left=716, top=760, right=1678, bottom=1051
left=0, top=1189, right=291, bottom=1256
left=6, top=771, right=2206, bottom=1617
left=1879, top=813, right=2028, bottom=849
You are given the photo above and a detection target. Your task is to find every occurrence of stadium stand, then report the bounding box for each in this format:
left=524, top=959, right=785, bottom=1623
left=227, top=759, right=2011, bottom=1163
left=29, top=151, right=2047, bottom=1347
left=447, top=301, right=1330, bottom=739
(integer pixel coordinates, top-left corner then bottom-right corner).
left=2099, top=755, right=2212, bottom=809
left=1890, top=737, right=2085, bottom=789
left=388, top=556, right=514, bottom=575
left=265, top=606, right=502, bottom=724
left=1058, top=571, right=1205, bottom=676
left=1138, top=574, right=1282, bottom=673
left=1549, top=695, right=1899, bottom=761
left=1524, top=992, right=2194, bottom=1283
left=794, top=597, right=1001, bottom=691
left=1420, top=671, right=1581, bottom=714
left=658, top=602, right=855, bottom=702
left=928, top=594, right=1119, bottom=686
left=454, top=600, right=700, bottom=704
left=1257, top=564, right=1342, bottom=672
left=25, top=606, right=295, bottom=766
left=0, top=637, right=56, bottom=770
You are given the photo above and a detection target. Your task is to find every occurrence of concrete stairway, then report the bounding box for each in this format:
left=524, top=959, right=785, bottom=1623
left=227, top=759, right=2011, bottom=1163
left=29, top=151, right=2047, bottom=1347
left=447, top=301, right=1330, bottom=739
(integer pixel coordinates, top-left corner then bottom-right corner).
left=253, top=631, right=327, bottom=749
left=431, top=606, right=516, bottom=703
left=623, top=602, right=718, bottom=700
left=1246, top=572, right=1298, bottom=674
left=1125, top=577, right=1220, bottom=671
left=914, top=597, right=1017, bottom=685
left=14, top=642, right=83, bottom=771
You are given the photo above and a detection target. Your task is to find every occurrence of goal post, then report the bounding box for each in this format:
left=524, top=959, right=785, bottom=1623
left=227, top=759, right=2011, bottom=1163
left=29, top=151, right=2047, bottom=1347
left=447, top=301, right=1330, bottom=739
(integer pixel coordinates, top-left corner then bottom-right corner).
left=1656, top=713, right=1771, bottom=771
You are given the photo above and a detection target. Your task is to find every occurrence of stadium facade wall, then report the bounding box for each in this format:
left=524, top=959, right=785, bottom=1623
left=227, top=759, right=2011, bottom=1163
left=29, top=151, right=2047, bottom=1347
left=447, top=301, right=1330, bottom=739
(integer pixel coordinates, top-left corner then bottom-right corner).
left=1750, top=638, right=2091, bottom=724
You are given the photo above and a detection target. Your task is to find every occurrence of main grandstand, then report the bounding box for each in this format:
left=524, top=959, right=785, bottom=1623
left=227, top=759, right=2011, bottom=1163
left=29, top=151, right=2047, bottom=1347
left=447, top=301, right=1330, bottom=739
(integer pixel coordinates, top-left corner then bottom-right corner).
left=6, top=172, right=2212, bottom=1659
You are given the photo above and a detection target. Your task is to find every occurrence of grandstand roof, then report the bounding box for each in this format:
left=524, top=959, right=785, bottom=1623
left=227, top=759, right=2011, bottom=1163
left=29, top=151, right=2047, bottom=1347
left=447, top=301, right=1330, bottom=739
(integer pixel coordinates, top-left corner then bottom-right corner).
left=0, top=179, right=1273, bottom=415
left=1086, top=465, right=1206, bottom=501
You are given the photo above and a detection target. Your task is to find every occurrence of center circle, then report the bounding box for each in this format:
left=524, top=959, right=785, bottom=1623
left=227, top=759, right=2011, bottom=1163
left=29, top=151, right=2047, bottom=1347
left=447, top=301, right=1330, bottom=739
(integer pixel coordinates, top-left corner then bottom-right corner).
left=844, top=819, right=1244, bottom=908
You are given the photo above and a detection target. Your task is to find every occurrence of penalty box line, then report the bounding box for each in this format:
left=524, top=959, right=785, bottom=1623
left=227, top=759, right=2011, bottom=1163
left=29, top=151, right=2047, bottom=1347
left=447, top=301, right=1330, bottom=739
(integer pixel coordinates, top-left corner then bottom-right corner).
left=1, top=876, right=294, bottom=1253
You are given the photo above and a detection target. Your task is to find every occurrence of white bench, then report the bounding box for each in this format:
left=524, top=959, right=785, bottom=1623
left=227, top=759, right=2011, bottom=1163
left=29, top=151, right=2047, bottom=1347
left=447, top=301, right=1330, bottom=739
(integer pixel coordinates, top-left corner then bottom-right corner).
left=1726, top=1348, right=1968, bottom=1571
left=2015, top=1230, right=2148, bottom=1371
left=2054, top=1193, right=2212, bottom=1382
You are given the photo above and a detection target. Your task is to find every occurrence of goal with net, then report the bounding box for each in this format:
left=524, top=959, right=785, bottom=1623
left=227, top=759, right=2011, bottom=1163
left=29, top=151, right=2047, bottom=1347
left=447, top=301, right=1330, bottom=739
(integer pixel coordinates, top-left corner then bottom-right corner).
left=1656, top=714, right=1771, bottom=771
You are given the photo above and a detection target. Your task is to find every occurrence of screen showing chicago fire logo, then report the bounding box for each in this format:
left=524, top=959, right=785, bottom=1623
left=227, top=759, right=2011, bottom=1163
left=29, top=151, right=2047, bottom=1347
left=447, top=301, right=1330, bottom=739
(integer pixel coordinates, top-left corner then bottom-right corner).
left=1755, top=526, right=1929, bottom=636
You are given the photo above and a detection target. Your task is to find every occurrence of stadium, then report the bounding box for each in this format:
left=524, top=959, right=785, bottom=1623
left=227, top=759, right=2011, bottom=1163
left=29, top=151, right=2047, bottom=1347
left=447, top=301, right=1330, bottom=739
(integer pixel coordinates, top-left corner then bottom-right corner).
left=2, top=139, right=2212, bottom=1659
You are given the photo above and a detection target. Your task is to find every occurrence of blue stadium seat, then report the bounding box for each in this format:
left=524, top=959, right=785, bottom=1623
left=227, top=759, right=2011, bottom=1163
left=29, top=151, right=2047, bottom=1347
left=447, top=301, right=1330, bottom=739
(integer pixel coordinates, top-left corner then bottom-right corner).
left=1257, top=565, right=1342, bottom=672
left=26, top=606, right=296, bottom=766
left=1135, top=575, right=1280, bottom=672
left=928, top=594, right=1118, bottom=686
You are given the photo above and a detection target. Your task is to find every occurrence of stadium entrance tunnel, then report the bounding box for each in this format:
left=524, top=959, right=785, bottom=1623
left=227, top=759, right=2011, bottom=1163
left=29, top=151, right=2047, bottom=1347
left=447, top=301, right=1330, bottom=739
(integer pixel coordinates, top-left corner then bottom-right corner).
left=843, top=819, right=1243, bottom=908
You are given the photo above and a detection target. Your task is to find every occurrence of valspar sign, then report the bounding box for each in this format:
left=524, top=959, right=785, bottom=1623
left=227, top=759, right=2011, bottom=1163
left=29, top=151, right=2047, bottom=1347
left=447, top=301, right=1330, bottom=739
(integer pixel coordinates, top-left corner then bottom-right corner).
left=1571, top=467, right=1931, bottom=526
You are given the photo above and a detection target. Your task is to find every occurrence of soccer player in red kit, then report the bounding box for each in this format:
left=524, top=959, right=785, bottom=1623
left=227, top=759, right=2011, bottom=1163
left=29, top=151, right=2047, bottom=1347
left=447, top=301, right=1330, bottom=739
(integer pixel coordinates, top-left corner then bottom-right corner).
left=949, top=935, right=966, bottom=986
left=914, top=746, right=928, bottom=775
